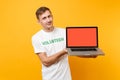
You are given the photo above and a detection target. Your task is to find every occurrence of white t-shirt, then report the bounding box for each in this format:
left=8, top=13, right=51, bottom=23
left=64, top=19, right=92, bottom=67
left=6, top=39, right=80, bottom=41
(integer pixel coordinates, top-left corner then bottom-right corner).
left=32, top=27, right=72, bottom=80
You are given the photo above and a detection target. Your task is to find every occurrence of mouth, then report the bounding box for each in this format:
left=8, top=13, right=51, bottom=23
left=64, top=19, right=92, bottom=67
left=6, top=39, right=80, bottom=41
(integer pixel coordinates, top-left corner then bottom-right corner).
left=47, top=21, right=52, bottom=25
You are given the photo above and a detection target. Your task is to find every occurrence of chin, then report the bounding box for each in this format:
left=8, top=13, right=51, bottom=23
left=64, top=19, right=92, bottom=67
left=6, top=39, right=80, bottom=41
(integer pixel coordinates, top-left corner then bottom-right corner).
left=47, top=25, right=53, bottom=28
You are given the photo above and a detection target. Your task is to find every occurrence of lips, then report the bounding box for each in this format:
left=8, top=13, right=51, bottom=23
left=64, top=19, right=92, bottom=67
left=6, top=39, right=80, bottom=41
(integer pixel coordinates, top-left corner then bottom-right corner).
left=47, top=21, right=52, bottom=25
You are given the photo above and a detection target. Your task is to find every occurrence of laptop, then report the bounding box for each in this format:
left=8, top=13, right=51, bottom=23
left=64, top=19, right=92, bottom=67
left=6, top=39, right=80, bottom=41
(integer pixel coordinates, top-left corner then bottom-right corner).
left=66, top=26, right=104, bottom=56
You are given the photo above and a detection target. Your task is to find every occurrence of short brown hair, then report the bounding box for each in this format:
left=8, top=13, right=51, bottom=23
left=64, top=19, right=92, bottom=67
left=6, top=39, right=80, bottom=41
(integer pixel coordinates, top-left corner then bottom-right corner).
left=35, top=6, right=51, bottom=20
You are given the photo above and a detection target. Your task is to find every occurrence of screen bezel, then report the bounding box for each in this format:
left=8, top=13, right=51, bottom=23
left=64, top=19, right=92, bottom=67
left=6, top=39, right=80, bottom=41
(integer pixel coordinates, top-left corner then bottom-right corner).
left=66, top=26, right=98, bottom=48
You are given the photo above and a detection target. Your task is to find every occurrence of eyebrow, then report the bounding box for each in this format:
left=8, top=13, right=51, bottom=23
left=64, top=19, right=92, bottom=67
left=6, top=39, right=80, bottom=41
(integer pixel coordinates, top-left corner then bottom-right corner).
left=42, top=14, right=51, bottom=20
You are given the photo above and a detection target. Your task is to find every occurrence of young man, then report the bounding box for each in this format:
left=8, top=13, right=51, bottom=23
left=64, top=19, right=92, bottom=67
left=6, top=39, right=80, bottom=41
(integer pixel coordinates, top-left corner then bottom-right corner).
left=32, top=7, right=72, bottom=80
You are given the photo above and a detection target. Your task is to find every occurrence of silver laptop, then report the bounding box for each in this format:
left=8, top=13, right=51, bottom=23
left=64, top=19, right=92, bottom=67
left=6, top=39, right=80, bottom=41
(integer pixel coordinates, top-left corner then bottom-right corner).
left=66, top=26, right=104, bottom=56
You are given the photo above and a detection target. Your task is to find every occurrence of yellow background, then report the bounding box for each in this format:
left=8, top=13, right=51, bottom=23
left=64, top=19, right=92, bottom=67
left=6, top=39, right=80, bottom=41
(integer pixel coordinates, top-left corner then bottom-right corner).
left=0, top=0, right=120, bottom=80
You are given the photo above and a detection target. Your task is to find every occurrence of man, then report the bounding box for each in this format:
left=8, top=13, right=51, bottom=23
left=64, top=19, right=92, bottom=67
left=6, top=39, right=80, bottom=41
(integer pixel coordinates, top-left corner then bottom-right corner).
left=32, top=7, right=72, bottom=80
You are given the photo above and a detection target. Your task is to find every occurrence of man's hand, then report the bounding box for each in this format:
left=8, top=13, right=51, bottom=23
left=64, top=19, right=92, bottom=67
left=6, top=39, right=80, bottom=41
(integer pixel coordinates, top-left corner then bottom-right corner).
left=63, top=48, right=68, bottom=53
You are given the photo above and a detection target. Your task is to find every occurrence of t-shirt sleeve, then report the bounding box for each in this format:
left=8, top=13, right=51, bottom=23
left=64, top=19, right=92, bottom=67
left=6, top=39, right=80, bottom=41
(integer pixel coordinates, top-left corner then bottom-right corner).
left=32, top=37, right=46, bottom=53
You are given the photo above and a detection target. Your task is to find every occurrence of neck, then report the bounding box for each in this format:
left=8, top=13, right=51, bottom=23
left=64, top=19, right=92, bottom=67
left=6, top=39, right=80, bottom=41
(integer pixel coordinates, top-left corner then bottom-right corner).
left=43, top=27, right=54, bottom=32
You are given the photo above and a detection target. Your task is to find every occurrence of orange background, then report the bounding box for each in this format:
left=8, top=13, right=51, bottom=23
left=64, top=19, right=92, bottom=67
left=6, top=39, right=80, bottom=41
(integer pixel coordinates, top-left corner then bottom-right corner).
left=0, top=0, right=120, bottom=80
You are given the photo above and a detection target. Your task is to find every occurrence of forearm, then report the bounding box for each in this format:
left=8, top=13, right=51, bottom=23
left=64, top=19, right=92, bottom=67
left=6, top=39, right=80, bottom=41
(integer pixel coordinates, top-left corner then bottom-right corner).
left=45, top=50, right=67, bottom=66
left=38, top=49, right=67, bottom=67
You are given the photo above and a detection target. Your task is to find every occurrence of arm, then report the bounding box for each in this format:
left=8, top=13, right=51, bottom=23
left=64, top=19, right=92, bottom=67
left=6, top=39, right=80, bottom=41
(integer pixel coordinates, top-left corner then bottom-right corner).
left=37, top=49, right=67, bottom=67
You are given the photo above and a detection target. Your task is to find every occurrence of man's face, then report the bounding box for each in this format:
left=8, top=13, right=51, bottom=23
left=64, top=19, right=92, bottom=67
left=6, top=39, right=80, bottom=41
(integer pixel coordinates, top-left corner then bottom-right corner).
left=38, top=10, right=53, bottom=29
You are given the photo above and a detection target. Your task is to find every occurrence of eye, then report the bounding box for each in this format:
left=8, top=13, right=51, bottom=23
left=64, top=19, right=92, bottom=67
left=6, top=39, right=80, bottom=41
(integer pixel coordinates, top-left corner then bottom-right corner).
left=42, top=17, right=46, bottom=20
left=48, top=15, right=52, bottom=18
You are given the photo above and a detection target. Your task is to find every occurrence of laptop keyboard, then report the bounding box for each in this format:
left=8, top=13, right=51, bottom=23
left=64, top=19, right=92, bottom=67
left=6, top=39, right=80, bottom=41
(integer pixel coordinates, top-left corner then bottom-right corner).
left=71, top=48, right=97, bottom=51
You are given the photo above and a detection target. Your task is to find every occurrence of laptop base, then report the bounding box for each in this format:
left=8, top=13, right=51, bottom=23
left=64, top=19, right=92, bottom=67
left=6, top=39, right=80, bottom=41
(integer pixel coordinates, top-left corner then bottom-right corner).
left=67, top=48, right=104, bottom=56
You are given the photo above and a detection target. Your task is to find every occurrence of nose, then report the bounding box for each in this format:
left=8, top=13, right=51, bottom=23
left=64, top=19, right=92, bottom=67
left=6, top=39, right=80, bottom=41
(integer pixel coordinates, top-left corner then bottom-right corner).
left=46, top=17, right=51, bottom=22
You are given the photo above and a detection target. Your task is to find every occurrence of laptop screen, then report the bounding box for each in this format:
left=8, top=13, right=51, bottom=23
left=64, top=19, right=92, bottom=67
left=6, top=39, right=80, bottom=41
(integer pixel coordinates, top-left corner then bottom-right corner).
left=66, top=27, right=98, bottom=48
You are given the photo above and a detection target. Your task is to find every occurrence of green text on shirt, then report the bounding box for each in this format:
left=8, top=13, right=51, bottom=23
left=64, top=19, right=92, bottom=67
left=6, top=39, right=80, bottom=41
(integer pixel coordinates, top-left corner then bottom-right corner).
left=42, top=37, right=64, bottom=45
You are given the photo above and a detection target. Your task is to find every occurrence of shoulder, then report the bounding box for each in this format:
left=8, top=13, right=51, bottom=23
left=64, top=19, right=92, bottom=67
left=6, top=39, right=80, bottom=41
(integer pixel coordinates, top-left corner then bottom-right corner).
left=55, top=27, right=66, bottom=32
left=54, top=27, right=66, bottom=37
left=32, top=30, right=43, bottom=41
left=56, top=27, right=65, bottom=30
